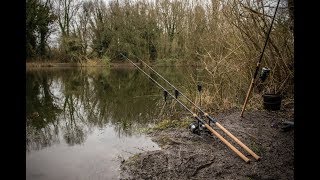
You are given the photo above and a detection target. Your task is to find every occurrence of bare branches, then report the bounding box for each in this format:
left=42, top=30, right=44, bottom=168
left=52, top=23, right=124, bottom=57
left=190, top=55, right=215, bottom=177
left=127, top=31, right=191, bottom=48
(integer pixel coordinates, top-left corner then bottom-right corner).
left=27, top=0, right=293, bottom=99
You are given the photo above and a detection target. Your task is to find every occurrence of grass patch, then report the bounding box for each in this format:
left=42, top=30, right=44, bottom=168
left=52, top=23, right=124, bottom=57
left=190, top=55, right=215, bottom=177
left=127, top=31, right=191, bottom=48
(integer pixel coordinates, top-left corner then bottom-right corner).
left=151, top=118, right=194, bottom=131
left=156, top=136, right=173, bottom=147
left=138, top=127, right=152, bottom=134
left=124, top=153, right=141, bottom=166
left=250, top=142, right=265, bottom=155
left=138, top=118, right=193, bottom=134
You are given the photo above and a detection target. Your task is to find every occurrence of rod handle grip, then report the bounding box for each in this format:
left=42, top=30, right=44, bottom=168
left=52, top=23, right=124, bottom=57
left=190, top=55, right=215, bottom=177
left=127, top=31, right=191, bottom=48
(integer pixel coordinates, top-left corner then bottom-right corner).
left=215, top=122, right=261, bottom=160
left=204, top=124, right=250, bottom=163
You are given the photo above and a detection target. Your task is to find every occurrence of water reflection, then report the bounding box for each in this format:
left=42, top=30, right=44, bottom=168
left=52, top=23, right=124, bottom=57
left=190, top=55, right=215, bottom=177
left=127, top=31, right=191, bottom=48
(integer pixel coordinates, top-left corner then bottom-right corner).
left=26, top=67, right=254, bottom=179
left=26, top=67, right=193, bottom=152
left=26, top=65, right=248, bottom=153
left=27, top=66, right=254, bottom=179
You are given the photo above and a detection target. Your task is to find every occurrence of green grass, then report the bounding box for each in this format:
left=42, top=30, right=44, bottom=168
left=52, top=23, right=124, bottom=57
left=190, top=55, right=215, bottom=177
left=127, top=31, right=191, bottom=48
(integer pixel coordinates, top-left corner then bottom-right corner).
left=151, top=118, right=193, bottom=131
left=124, top=153, right=141, bottom=166
left=138, top=118, right=194, bottom=134
left=250, top=142, right=265, bottom=155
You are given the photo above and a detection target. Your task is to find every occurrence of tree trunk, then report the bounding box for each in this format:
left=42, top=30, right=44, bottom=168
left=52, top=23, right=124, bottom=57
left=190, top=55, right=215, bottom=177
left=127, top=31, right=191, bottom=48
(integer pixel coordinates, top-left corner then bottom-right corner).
left=39, top=30, right=46, bottom=57
left=288, top=0, right=294, bottom=32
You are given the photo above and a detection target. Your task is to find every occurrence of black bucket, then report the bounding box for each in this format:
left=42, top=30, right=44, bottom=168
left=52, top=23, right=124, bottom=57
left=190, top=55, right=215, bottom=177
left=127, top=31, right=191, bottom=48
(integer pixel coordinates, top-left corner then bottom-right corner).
left=262, top=93, right=282, bottom=111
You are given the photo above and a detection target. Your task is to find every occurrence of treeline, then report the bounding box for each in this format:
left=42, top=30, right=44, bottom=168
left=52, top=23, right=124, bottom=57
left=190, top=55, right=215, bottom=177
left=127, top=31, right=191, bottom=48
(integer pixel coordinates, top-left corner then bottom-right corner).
left=26, top=0, right=294, bottom=95
left=26, top=0, right=293, bottom=61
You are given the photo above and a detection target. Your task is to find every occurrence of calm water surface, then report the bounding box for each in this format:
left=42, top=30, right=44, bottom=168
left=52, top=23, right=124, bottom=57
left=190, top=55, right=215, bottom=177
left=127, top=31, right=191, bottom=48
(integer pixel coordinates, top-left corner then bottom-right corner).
left=26, top=66, right=196, bottom=180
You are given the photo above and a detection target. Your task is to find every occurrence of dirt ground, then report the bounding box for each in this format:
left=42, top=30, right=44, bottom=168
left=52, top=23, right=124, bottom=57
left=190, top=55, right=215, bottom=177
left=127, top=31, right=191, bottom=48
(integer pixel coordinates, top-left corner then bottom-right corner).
left=120, top=108, right=294, bottom=180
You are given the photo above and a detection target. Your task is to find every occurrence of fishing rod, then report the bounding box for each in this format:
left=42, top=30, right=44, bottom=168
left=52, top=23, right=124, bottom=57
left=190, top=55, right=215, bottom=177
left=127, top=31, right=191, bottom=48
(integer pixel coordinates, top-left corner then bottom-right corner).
left=121, top=54, right=250, bottom=163
left=128, top=55, right=260, bottom=161
left=240, top=0, right=281, bottom=117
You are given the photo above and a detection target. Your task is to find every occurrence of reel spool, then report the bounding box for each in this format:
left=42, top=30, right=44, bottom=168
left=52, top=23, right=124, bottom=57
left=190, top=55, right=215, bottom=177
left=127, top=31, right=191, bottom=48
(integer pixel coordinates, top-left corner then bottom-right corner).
left=189, top=121, right=206, bottom=135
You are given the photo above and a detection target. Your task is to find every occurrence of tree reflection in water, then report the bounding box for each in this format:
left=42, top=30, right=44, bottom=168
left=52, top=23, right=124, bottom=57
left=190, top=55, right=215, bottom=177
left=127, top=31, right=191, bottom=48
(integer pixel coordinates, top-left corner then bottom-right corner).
left=26, top=67, right=190, bottom=152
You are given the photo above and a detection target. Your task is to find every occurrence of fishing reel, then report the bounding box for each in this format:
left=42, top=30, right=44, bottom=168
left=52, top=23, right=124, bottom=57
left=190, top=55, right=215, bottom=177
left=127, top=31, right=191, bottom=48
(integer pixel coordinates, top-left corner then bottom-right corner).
left=189, top=121, right=201, bottom=135
left=189, top=120, right=207, bottom=135
left=259, top=67, right=270, bottom=82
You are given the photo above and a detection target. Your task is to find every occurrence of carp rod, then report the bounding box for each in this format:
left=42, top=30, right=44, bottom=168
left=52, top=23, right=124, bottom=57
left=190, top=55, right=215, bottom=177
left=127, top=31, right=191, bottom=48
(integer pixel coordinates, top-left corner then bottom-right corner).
left=126, top=54, right=260, bottom=161
left=121, top=54, right=251, bottom=163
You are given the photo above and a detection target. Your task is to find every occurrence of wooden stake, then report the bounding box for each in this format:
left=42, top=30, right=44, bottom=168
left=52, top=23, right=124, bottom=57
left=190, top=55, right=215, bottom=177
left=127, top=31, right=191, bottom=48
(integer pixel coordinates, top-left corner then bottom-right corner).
left=240, top=78, right=255, bottom=117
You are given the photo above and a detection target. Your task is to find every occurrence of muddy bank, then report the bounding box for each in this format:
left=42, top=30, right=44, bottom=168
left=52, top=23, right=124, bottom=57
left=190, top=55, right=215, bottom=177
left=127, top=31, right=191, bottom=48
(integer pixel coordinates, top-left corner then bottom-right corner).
left=120, top=109, right=294, bottom=180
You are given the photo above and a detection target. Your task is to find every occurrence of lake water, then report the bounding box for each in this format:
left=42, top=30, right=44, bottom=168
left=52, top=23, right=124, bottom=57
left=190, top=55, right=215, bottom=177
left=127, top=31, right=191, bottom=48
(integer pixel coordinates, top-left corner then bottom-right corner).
left=26, top=66, right=200, bottom=180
